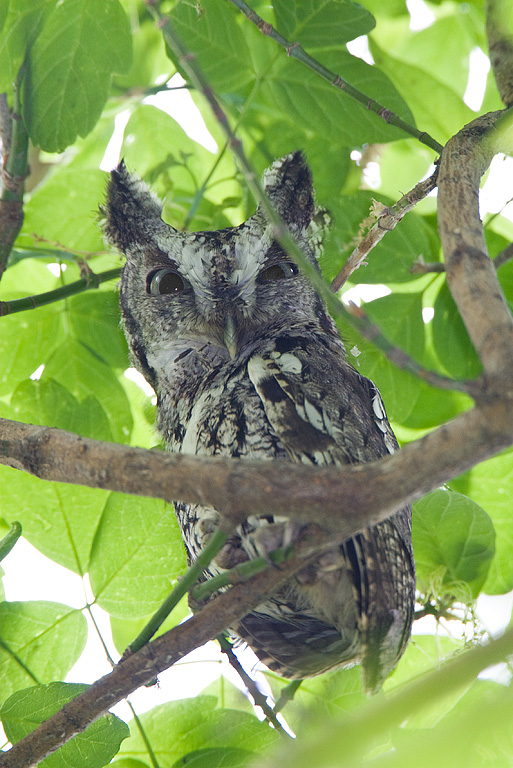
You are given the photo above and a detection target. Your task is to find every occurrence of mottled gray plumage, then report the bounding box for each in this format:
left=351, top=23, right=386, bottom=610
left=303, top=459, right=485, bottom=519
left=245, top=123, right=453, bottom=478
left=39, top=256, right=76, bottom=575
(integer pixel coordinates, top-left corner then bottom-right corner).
left=103, top=151, right=415, bottom=692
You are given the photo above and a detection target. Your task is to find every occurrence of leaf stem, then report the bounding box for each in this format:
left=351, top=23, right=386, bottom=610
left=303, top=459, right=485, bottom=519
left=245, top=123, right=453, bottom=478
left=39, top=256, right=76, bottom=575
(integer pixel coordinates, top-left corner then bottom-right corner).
left=0, top=521, right=22, bottom=562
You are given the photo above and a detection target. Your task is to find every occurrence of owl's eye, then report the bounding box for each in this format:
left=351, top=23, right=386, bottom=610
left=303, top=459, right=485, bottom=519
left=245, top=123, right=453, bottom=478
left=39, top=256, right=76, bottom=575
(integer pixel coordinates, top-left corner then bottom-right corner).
left=259, top=262, right=299, bottom=281
left=148, top=269, right=185, bottom=295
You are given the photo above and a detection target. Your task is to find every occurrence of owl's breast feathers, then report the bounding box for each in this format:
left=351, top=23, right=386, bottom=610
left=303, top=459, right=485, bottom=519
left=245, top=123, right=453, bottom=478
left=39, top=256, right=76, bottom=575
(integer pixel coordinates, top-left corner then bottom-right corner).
left=168, top=330, right=414, bottom=692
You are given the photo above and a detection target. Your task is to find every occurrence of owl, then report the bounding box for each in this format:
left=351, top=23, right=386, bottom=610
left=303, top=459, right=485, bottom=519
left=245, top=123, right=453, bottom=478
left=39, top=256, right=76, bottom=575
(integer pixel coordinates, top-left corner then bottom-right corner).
left=103, top=151, right=415, bottom=693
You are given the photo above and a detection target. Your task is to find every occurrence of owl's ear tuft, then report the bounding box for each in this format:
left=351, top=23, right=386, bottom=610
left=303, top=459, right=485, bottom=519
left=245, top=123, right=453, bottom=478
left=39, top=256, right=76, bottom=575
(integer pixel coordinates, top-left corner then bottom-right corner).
left=262, top=151, right=315, bottom=229
left=101, top=161, right=169, bottom=254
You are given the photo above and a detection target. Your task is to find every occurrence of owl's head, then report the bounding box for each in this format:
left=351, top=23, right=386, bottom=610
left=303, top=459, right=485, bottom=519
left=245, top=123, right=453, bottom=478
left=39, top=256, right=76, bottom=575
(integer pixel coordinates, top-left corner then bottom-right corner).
left=103, top=151, right=334, bottom=389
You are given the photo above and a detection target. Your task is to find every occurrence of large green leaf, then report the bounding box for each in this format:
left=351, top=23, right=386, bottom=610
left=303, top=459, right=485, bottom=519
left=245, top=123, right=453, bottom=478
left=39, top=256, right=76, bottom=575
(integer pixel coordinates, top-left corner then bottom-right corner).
left=0, top=0, right=56, bottom=94
left=89, top=493, right=186, bottom=617
left=0, top=601, right=87, bottom=706
left=10, top=379, right=113, bottom=442
left=370, top=40, right=474, bottom=144
left=432, top=283, right=482, bottom=380
left=450, top=450, right=513, bottom=594
left=22, top=0, right=132, bottom=151
left=0, top=682, right=129, bottom=768
left=169, top=0, right=414, bottom=146
left=116, top=698, right=279, bottom=765
left=43, top=338, right=132, bottom=444
left=67, top=292, right=128, bottom=370
left=19, top=168, right=107, bottom=252
left=413, top=488, right=495, bottom=600
left=273, top=0, right=375, bottom=47
left=0, top=465, right=109, bottom=574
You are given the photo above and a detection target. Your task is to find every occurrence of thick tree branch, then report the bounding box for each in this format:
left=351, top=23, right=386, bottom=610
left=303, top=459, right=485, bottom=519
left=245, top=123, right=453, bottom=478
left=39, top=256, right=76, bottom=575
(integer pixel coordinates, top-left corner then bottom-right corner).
left=2, top=398, right=513, bottom=542
left=487, top=0, right=513, bottom=107
left=437, top=111, right=513, bottom=383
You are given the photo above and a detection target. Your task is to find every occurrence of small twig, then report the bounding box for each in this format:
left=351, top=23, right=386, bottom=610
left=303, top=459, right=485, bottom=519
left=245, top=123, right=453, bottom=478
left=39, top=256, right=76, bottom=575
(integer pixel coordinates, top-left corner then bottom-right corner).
left=345, top=301, right=478, bottom=395
left=330, top=170, right=438, bottom=292
left=273, top=679, right=302, bottom=714
left=493, top=241, right=513, bottom=270
left=0, top=268, right=122, bottom=316
left=411, top=241, right=513, bottom=275
left=228, top=0, right=443, bottom=154
left=217, top=633, right=292, bottom=736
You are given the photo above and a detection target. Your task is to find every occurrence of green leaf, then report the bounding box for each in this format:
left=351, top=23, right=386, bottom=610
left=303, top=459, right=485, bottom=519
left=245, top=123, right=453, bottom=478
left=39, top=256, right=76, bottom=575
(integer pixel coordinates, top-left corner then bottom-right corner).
left=450, top=450, right=513, bottom=594
left=273, top=0, right=375, bottom=47
left=68, top=292, right=128, bottom=370
left=413, top=488, right=495, bottom=600
left=264, top=665, right=365, bottom=735
left=169, top=0, right=256, bottom=94
left=117, top=698, right=279, bottom=765
left=10, top=378, right=113, bottom=442
left=109, top=596, right=189, bottom=656
left=364, top=292, right=426, bottom=362
left=0, top=0, right=56, bottom=94
left=369, top=39, right=474, bottom=144
left=432, top=283, right=482, bottom=379
left=20, top=168, right=108, bottom=251
left=43, top=339, right=133, bottom=444
left=256, top=50, right=415, bottom=145
left=385, top=634, right=468, bottom=727
left=22, top=0, right=132, bottom=152
left=0, top=465, right=109, bottom=574
left=0, top=304, right=62, bottom=397
left=89, top=494, right=186, bottom=617
left=170, top=748, right=258, bottom=768
left=0, top=682, right=129, bottom=768
left=0, top=602, right=87, bottom=706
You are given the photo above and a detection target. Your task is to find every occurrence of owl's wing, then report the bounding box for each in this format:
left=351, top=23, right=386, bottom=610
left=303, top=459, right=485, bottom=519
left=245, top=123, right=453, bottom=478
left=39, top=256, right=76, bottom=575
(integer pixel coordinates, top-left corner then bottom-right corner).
left=246, top=336, right=394, bottom=466
left=247, top=336, right=415, bottom=692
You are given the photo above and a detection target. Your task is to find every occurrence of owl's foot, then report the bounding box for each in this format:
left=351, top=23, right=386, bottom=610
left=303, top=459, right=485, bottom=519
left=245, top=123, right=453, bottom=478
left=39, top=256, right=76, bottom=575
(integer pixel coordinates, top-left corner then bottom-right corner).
left=214, top=534, right=250, bottom=570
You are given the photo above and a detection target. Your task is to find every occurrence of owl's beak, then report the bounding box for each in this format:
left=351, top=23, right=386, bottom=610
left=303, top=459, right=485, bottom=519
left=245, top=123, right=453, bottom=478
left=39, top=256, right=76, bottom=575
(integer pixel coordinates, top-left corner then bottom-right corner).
left=223, top=313, right=238, bottom=359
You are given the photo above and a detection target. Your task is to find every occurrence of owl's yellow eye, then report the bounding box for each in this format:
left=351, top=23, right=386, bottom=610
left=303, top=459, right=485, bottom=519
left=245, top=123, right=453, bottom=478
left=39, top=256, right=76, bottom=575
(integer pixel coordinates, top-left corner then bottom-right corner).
left=259, top=262, right=299, bottom=281
left=148, top=269, right=185, bottom=295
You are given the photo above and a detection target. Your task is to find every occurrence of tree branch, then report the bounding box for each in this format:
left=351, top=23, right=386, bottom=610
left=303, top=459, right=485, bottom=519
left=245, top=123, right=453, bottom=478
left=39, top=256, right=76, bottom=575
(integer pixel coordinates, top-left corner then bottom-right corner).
left=0, top=75, right=29, bottom=281
left=0, top=268, right=122, bottom=316
left=330, top=170, right=438, bottom=292
left=227, top=0, right=443, bottom=153
left=1, top=399, right=513, bottom=541
left=437, top=110, right=513, bottom=383
left=487, top=0, right=513, bottom=107
left=0, top=542, right=319, bottom=768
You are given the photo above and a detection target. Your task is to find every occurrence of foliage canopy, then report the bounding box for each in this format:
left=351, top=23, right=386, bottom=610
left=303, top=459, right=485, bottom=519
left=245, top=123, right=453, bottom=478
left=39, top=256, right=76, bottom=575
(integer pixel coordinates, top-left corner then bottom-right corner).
left=1, top=0, right=513, bottom=766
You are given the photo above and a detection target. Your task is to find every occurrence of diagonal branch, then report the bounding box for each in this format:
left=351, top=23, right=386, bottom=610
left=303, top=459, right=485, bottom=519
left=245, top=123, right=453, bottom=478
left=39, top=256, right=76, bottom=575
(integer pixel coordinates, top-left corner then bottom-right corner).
left=227, top=0, right=443, bottom=153
left=0, top=541, right=319, bottom=768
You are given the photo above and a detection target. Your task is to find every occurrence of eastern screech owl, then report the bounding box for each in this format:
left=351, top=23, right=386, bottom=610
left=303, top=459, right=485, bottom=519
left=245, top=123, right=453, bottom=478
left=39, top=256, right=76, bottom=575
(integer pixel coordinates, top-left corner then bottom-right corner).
left=104, top=151, right=415, bottom=693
